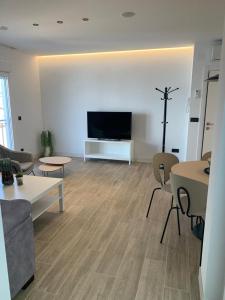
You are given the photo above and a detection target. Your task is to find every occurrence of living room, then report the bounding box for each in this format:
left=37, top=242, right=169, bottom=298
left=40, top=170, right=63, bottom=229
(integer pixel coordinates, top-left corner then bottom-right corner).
left=1, top=1, right=225, bottom=299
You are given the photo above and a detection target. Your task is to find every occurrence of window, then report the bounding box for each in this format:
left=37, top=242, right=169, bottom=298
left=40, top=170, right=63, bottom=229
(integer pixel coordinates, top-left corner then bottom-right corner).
left=0, top=74, right=14, bottom=148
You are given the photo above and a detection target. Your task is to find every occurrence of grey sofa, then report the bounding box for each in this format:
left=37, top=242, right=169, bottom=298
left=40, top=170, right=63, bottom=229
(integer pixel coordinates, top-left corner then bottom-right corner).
left=1, top=199, right=35, bottom=298
left=0, top=145, right=34, bottom=175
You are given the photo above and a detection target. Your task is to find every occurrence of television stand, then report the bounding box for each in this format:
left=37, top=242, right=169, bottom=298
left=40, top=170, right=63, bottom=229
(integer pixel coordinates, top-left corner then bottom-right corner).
left=84, top=139, right=134, bottom=165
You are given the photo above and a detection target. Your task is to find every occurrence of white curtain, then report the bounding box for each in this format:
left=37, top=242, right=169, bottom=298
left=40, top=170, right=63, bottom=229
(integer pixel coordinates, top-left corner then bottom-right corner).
left=0, top=74, right=14, bottom=149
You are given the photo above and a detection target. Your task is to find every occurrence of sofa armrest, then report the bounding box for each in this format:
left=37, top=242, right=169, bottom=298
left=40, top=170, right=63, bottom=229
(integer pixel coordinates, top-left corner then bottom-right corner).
left=0, top=200, right=32, bottom=236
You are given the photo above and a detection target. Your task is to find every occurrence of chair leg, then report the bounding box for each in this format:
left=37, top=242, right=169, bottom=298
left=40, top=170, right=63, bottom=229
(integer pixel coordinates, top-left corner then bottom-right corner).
left=160, top=206, right=176, bottom=243
left=22, top=275, right=34, bottom=290
left=176, top=206, right=181, bottom=236
left=199, top=218, right=205, bottom=266
left=146, top=187, right=161, bottom=218
left=28, top=170, right=35, bottom=176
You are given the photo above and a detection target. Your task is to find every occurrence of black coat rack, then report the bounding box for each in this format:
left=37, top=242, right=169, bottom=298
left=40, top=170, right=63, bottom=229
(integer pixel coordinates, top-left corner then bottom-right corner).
left=155, top=87, right=179, bottom=152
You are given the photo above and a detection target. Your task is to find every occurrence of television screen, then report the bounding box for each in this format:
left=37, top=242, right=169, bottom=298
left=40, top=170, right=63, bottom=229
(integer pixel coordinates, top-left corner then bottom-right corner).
left=87, top=111, right=132, bottom=140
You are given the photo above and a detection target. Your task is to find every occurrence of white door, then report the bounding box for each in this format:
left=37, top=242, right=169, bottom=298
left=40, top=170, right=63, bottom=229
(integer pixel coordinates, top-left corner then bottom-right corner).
left=202, top=70, right=219, bottom=155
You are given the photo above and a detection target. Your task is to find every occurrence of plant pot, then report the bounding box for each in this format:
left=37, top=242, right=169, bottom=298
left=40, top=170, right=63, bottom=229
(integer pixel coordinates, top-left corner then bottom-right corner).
left=44, top=146, right=51, bottom=157
left=2, top=172, right=14, bottom=185
left=16, top=176, right=23, bottom=186
left=1, top=158, right=14, bottom=186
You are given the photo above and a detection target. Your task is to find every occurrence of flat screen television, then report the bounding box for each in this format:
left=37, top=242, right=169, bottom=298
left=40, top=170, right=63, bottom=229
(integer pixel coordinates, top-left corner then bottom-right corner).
left=87, top=111, right=132, bottom=140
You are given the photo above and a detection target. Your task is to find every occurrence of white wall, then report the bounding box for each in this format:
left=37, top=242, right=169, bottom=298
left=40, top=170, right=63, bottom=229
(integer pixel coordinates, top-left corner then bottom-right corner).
left=0, top=45, right=43, bottom=155
left=39, top=47, right=193, bottom=161
left=200, top=18, right=225, bottom=299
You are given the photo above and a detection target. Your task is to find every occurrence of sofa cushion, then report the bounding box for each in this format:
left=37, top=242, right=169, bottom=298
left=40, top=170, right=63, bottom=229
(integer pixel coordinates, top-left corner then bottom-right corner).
left=20, top=162, right=34, bottom=172
left=0, top=199, right=32, bottom=236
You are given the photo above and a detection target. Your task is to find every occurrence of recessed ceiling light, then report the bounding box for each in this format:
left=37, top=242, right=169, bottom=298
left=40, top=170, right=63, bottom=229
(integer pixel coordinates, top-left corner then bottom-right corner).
left=82, top=17, right=89, bottom=22
left=0, top=26, right=8, bottom=30
left=33, top=23, right=39, bottom=26
left=57, top=20, right=63, bottom=24
left=121, top=11, right=136, bottom=18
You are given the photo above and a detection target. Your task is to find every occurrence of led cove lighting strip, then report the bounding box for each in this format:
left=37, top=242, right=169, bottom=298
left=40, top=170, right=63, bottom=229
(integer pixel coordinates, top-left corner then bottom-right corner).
left=38, top=46, right=194, bottom=59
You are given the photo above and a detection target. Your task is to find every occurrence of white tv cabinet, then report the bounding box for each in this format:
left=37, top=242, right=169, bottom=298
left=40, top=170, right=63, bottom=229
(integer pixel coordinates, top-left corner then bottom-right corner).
left=84, top=139, right=134, bottom=165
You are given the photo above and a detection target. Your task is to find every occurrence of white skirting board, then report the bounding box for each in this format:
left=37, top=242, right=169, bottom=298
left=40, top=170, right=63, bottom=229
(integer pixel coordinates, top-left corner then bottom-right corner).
left=199, top=267, right=204, bottom=300
left=54, top=152, right=153, bottom=163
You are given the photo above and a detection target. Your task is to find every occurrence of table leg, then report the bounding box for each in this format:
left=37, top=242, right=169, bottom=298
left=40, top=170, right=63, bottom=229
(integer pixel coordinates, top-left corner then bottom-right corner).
left=58, top=183, right=64, bottom=212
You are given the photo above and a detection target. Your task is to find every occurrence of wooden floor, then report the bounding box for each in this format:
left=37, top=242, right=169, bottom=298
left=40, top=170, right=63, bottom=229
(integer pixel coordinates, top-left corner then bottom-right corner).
left=15, top=159, right=200, bottom=300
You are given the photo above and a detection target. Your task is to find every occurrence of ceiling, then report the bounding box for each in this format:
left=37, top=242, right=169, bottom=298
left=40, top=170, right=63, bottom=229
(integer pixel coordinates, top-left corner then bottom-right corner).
left=0, top=0, right=224, bottom=55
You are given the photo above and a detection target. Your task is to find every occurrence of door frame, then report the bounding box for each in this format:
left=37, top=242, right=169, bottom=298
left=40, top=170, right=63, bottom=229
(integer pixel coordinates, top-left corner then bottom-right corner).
left=196, top=62, right=220, bottom=159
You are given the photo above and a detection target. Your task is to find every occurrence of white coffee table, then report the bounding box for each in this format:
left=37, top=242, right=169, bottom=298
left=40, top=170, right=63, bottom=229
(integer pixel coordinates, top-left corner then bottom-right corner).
left=39, top=156, right=72, bottom=177
left=0, top=175, right=64, bottom=221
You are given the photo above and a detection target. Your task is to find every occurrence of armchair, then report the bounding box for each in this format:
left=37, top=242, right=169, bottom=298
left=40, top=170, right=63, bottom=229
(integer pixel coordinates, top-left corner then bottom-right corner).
left=1, top=199, right=35, bottom=298
left=0, top=145, right=34, bottom=175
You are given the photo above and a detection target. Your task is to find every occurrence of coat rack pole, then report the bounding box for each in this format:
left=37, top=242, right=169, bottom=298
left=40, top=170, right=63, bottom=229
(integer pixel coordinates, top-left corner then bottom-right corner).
left=155, top=87, right=179, bottom=152
left=162, top=87, right=168, bottom=152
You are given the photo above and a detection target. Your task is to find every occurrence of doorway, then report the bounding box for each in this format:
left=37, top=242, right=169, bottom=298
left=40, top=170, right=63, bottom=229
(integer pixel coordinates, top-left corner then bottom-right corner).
left=202, top=70, right=219, bottom=156
left=0, top=74, right=14, bottom=149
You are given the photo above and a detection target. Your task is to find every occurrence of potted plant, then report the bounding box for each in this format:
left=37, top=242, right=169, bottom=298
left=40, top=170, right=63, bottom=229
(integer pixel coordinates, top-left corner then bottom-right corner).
left=41, top=130, right=53, bottom=157
left=15, top=172, right=23, bottom=186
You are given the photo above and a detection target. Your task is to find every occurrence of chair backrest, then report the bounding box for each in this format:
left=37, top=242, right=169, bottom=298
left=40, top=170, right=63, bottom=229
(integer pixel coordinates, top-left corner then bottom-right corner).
left=170, top=173, right=208, bottom=217
left=202, top=151, right=212, bottom=161
left=153, top=152, right=179, bottom=185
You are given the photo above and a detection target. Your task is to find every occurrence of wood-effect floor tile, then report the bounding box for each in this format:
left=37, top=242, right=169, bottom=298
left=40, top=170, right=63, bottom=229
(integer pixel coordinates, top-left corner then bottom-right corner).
left=14, top=159, right=200, bottom=300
